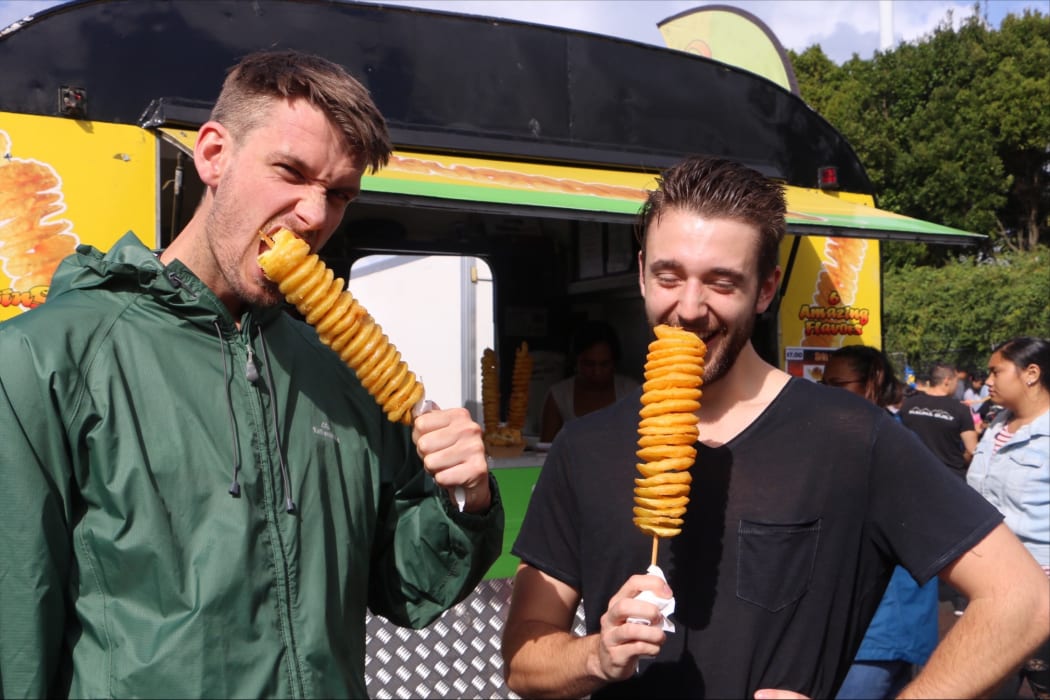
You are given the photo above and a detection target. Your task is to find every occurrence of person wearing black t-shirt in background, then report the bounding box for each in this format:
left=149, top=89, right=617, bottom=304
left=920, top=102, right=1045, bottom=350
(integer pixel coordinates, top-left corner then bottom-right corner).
left=501, top=156, right=1050, bottom=700
left=899, top=374, right=980, bottom=623
left=900, top=363, right=979, bottom=480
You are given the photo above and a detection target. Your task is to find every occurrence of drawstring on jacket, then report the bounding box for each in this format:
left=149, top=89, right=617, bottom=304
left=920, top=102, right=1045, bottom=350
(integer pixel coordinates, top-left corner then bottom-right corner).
left=213, top=320, right=296, bottom=514
left=214, top=320, right=244, bottom=498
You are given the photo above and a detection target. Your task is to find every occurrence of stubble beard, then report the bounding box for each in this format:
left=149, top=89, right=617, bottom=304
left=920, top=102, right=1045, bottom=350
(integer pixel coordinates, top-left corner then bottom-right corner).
left=205, top=186, right=282, bottom=309
left=693, top=314, right=756, bottom=388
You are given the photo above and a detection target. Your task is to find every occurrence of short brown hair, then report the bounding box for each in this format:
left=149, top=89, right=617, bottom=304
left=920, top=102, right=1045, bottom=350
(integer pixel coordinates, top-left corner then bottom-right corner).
left=211, top=49, right=391, bottom=173
left=929, top=363, right=956, bottom=386
left=636, top=156, right=786, bottom=281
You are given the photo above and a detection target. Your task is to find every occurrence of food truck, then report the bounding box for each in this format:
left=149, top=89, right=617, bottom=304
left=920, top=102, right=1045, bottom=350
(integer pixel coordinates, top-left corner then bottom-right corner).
left=0, top=0, right=982, bottom=696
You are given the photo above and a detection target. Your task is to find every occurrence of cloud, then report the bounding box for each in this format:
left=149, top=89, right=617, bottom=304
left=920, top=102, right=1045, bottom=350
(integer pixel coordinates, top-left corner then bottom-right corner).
left=812, top=21, right=882, bottom=62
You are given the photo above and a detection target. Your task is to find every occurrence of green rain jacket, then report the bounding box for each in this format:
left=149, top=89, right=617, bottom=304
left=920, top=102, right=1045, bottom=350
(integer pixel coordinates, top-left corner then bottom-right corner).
left=0, top=234, right=503, bottom=698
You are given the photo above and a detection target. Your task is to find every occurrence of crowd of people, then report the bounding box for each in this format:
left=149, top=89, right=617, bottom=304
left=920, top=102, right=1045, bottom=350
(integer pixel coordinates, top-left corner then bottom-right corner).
left=822, top=342, right=1050, bottom=699
left=0, top=48, right=1047, bottom=700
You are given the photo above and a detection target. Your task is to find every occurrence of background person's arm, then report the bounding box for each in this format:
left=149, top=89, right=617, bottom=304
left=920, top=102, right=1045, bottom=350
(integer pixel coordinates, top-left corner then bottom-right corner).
left=960, top=429, right=978, bottom=465
left=897, top=523, right=1050, bottom=698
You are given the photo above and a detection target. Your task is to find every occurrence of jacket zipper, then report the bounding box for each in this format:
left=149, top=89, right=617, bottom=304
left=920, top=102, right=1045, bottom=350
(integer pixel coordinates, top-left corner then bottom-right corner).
left=238, top=321, right=308, bottom=698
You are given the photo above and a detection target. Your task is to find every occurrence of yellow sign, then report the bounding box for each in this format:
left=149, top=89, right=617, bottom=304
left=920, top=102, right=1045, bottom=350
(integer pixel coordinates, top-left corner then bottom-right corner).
left=780, top=233, right=882, bottom=379
left=658, top=6, right=797, bottom=94
left=0, top=112, right=156, bottom=320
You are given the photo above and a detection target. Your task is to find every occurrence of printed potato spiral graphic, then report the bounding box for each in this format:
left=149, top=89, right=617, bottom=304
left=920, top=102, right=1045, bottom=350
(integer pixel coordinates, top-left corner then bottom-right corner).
left=258, top=229, right=424, bottom=424
left=633, top=324, right=705, bottom=539
left=0, top=132, right=78, bottom=295
left=802, top=237, right=868, bottom=347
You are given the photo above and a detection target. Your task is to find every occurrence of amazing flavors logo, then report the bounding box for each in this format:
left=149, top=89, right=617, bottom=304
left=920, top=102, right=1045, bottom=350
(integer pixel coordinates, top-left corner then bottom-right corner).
left=0, top=129, right=79, bottom=314
left=799, top=288, right=871, bottom=338
left=798, top=237, right=872, bottom=344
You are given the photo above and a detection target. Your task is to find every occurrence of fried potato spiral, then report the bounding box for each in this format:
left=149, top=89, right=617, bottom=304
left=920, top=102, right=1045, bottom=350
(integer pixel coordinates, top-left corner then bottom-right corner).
left=257, top=228, right=424, bottom=424
left=481, top=342, right=532, bottom=448
left=507, top=342, right=532, bottom=431
left=481, top=348, right=500, bottom=436
left=633, top=324, right=705, bottom=539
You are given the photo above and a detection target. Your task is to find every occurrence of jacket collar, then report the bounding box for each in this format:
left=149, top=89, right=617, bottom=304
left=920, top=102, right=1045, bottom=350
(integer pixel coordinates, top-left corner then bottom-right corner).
left=49, top=231, right=284, bottom=331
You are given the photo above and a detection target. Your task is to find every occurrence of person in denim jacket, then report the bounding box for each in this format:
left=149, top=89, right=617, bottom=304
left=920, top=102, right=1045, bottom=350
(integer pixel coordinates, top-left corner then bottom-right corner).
left=967, top=336, right=1050, bottom=699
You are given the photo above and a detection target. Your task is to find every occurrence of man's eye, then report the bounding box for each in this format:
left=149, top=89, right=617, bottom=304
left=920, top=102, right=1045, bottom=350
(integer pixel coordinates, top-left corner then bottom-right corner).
left=278, top=164, right=303, bottom=179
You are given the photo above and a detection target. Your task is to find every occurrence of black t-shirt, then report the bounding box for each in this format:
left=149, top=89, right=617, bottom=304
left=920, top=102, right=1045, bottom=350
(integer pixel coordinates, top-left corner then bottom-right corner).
left=512, top=378, right=1001, bottom=699
left=899, top=393, right=974, bottom=476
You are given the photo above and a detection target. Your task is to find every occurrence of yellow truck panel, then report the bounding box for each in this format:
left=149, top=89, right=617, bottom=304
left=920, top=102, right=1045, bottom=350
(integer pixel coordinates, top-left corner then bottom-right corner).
left=0, top=112, right=156, bottom=320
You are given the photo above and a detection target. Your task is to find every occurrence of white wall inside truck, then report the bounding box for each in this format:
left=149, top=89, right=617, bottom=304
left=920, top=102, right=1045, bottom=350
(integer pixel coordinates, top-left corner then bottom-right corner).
left=348, top=254, right=494, bottom=424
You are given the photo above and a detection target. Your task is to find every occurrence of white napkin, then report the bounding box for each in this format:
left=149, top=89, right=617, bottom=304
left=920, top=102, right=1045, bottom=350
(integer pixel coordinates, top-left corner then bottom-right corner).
left=626, top=564, right=676, bottom=632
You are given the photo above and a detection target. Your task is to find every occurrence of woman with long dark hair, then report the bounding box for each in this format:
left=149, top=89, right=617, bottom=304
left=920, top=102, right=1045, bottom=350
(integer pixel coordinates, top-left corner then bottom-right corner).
left=967, top=337, right=1050, bottom=699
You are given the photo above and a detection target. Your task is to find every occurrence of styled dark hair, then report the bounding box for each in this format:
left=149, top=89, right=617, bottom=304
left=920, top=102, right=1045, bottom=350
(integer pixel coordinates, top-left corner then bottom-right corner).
left=636, top=156, right=786, bottom=281
left=830, top=345, right=904, bottom=408
left=993, top=336, right=1050, bottom=392
left=570, top=320, right=622, bottom=364
left=212, top=49, right=391, bottom=173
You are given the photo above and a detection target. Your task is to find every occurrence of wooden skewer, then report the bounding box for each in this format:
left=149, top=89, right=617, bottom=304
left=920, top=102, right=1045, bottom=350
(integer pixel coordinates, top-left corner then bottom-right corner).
left=650, top=535, right=659, bottom=568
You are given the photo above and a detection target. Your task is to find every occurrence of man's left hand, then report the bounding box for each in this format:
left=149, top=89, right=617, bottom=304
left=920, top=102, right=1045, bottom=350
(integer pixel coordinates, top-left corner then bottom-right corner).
left=413, top=404, right=491, bottom=512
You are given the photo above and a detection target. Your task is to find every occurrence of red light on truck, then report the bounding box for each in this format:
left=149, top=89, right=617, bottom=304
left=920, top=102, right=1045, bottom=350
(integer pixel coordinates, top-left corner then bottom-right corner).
left=818, top=166, right=839, bottom=190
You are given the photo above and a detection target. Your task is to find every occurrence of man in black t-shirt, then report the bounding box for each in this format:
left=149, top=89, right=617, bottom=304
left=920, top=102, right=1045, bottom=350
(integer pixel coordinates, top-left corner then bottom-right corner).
left=500, top=156, right=1050, bottom=700
left=901, top=363, right=978, bottom=479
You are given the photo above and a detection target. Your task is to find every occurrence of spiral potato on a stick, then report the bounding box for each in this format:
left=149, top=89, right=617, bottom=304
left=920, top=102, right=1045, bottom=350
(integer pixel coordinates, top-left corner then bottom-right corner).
left=257, top=228, right=424, bottom=424
left=481, top=348, right=501, bottom=437
left=634, top=325, right=705, bottom=561
left=506, top=342, right=532, bottom=433
left=481, top=343, right=532, bottom=451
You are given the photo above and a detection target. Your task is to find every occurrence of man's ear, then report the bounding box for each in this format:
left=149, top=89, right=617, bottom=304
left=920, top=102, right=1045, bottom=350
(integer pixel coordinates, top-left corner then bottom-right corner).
left=194, top=121, right=230, bottom=187
left=755, top=266, right=782, bottom=314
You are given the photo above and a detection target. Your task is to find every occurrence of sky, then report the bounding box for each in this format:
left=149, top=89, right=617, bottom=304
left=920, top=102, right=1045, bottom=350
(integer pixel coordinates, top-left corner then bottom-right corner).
left=0, top=0, right=1045, bottom=63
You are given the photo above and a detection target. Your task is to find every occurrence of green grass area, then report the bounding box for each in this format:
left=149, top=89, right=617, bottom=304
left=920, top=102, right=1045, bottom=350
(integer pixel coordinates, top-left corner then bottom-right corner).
left=485, top=466, right=542, bottom=580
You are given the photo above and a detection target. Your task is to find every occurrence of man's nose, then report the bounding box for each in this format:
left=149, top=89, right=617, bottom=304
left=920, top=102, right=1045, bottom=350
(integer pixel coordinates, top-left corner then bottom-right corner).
left=295, top=187, right=331, bottom=230
left=679, top=280, right=709, bottom=320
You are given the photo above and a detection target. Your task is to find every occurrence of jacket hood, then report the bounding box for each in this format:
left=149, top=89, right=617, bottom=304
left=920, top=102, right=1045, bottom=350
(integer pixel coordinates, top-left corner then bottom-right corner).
left=49, top=231, right=282, bottom=329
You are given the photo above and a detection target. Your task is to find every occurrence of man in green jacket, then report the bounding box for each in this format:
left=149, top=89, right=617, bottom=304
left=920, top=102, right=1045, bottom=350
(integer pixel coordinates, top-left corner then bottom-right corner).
left=0, top=49, right=503, bottom=698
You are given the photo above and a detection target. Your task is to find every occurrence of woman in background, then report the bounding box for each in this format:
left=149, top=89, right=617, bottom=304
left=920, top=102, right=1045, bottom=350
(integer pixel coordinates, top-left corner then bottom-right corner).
left=967, top=337, right=1049, bottom=699
left=823, top=345, right=940, bottom=700
left=539, top=320, right=638, bottom=443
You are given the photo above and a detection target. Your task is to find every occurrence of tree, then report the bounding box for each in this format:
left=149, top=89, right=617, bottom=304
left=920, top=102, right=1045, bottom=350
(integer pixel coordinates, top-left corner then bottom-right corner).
left=789, top=9, right=1050, bottom=258
left=982, top=12, right=1050, bottom=252
left=790, top=17, right=1049, bottom=371
left=883, top=246, right=1050, bottom=371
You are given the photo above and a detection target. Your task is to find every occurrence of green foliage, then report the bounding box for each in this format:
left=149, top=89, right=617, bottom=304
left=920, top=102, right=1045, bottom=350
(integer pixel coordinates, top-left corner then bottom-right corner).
left=883, top=246, right=1050, bottom=371
left=790, top=8, right=1050, bottom=375
left=790, top=8, right=1050, bottom=260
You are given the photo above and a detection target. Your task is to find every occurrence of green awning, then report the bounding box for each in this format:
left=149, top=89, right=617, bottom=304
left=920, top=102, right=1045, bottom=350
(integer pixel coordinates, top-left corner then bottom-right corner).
left=157, top=131, right=983, bottom=245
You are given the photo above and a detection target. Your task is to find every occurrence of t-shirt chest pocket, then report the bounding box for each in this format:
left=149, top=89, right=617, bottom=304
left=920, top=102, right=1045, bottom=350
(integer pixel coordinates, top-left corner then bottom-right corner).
left=1003, top=443, right=1046, bottom=500
left=737, top=518, right=821, bottom=612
